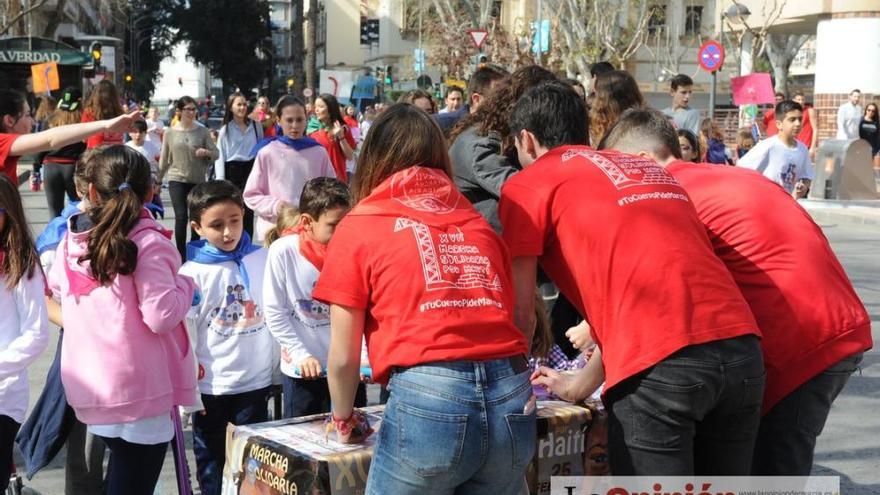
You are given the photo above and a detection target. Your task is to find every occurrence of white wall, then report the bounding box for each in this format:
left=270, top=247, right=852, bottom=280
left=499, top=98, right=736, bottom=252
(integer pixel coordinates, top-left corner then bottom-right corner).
left=814, top=17, right=880, bottom=94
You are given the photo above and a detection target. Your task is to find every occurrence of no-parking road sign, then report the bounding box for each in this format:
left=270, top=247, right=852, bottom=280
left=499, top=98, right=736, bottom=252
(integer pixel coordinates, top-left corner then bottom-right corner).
left=698, top=40, right=725, bottom=73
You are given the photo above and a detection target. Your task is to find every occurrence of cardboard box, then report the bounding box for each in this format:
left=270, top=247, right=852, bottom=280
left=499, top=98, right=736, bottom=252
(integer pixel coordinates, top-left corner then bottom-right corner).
left=222, top=401, right=608, bottom=495
left=222, top=406, right=384, bottom=495
left=527, top=401, right=609, bottom=495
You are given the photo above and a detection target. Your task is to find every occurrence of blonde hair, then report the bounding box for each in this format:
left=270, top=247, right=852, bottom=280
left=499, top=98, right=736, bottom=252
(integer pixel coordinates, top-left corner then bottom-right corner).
left=263, top=204, right=300, bottom=246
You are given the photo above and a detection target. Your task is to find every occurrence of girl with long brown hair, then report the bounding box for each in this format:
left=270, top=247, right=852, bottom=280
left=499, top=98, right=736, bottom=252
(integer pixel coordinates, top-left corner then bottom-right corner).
left=29, top=95, right=56, bottom=191
left=215, top=91, right=263, bottom=236
left=448, top=65, right=557, bottom=232
left=0, top=174, right=49, bottom=493
left=588, top=70, right=645, bottom=144
left=316, top=103, right=533, bottom=493
left=41, top=88, right=86, bottom=217
left=48, top=145, right=197, bottom=495
left=81, top=80, right=125, bottom=148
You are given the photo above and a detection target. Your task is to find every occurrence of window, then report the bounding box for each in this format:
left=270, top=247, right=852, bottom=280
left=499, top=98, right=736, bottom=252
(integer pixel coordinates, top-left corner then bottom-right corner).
left=648, top=4, right=667, bottom=34
left=491, top=0, right=503, bottom=18
left=685, top=5, right=703, bottom=36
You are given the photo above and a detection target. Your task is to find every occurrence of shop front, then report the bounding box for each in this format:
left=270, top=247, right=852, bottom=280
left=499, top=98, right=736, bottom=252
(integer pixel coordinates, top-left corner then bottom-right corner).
left=0, top=37, right=91, bottom=95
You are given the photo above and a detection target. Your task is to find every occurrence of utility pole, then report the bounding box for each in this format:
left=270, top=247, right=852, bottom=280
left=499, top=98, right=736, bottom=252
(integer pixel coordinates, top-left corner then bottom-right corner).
left=291, top=0, right=305, bottom=90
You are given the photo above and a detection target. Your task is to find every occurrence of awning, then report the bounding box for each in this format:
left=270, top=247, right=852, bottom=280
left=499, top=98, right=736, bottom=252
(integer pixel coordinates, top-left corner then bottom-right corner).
left=0, top=37, right=92, bottom=66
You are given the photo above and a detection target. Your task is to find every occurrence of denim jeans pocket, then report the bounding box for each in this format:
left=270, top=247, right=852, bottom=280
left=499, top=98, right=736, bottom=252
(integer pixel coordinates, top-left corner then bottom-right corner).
left=505, top=413, right=537, bottom=470
left=397, top=402, right=468, bottom=477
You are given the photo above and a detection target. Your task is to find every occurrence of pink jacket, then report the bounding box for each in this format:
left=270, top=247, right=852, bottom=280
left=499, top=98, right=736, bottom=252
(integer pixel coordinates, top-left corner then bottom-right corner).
left=243, top=141, right=335, bottom=241
left=48, top=213, right=198, bottom=424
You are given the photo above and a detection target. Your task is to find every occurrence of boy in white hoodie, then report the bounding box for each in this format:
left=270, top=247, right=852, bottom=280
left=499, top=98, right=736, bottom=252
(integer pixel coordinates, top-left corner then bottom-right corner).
left=180, top=180, right=275, bottom=495
left=263, top=177, right=366, bottom=417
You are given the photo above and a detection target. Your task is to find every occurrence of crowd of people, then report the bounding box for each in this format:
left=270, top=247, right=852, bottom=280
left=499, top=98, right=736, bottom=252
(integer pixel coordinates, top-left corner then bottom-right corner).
left=0, top=61, right=874, bottom=495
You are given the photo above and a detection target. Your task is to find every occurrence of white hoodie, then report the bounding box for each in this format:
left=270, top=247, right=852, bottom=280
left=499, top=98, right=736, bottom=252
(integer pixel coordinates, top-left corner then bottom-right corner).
left=0, top=270, right=49, bottom=423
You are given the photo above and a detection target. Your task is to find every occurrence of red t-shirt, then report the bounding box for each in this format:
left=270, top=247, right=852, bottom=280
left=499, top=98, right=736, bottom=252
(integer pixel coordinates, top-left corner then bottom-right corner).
left=81, top=110, right=123, bottom=149
left=310, top=126, right=355, bottom=183
left=313, top=166, right=527, bottom=385
left=666, top=161, right=872, bottom=411
left=0, top=133, right=21, bottom=185
left=498, top=146, right=759, bottom=392
left=763, top=109, right=778, bottom=137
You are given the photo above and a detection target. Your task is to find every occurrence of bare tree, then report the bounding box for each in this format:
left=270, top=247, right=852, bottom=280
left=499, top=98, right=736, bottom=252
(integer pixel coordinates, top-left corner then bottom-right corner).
left=765, top=33, right=809, bottom=95
left=42, top=0, right=70, bottom=38
left=403, top=0, right=506, bottom=79
left=0, top=0, right=52, bottom=36
left=722, top=0, right=787, bottom=75
left=291, top=0, right=305, bottom=90
left=642, top=11, right=703, bottom=81
left=548, top=0, right=654, bottom=75
left=305, top=0, right=317, bottom=98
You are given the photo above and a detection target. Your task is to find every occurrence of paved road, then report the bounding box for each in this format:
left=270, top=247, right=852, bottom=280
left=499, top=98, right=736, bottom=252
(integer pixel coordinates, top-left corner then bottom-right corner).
left=11, top=184, right=880, bottom=494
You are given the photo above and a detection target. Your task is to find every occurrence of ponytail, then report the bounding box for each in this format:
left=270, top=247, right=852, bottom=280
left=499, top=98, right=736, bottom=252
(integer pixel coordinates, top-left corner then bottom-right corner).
left=263, top=204, right=300, bottom=247
left=78, top=146, right=152, bottom=284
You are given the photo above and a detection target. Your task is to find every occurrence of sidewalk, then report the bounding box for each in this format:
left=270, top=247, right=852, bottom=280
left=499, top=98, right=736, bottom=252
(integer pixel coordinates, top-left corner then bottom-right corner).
left=799, top=199, right=880, bottom=230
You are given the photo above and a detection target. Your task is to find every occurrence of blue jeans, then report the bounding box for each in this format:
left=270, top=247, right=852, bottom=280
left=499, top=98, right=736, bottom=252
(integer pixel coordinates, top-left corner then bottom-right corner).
left=604, top=335, right=765, bottom=475
left=366, top=357, right=535, bottom=495
left=192, top=387, right=270, bottom=495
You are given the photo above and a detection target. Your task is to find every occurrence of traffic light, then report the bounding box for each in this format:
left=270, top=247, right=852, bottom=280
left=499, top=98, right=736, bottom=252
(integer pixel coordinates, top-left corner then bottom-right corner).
left=287, top=78, right=294, bottom=88
left=90, top=42, right=102, bottom=68
left=384, top=65, right=393, bottom=85
left=125, top=74, right=133, bottom=83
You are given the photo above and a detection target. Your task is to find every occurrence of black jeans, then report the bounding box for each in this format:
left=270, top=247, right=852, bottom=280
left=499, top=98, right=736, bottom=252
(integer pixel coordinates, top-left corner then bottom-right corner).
left=192, top=387, right=270, bottom=495
left=168, top=181, right=200, bottom=260
left=0, top=415, right=20, bottom=492
left=752, top=352, right=863, bottom=475
left=281, top=376, right=367, bottom=418
left=223, top=159, right=255, bottom=237
left=98, top=436, right=168, bottom=495
left=604, top=335, right=765, bottom=475
left=43, top=162, right=78, bottom=218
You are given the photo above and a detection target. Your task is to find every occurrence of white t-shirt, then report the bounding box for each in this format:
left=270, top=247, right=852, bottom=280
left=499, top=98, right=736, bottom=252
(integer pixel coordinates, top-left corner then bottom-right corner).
left=0, top=272, right=49, bottom=423
left=145, top=118, right=165, bottom=147
left=126, top=140, right=161, bottom=175
left=89, top=412, right=173, bottom=445
left=262, top=235, right=332, bottom=377
left=737, top=135, right=814, bottom=193
left=179, top=248, right=275, bottom=397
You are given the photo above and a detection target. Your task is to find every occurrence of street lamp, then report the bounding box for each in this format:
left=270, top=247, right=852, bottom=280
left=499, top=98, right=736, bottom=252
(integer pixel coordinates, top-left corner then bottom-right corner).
left=723, top=3, right=751, bottom=25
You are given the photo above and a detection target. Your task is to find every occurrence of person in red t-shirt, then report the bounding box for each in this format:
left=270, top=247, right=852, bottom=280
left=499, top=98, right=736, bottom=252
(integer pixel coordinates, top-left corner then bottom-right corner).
left=793, top=92, right=819, bottom=159
left=313, top=103, right=532, bottom=494
left=502, top=82, right=764, bottom=475
left=80, top=80, right=125, bottom=149
left=761, top=92, right=785, bottom=137
left=598, top=107, right=873, bottom=476
left=306, top=94, right=355, bottom=183
left=0, top=89, right=141, bottom=186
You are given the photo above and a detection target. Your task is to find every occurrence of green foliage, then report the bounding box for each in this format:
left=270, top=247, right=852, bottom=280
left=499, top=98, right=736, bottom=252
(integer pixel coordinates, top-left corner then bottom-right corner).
left=175, top=0, right=271, bottom=94
left=127, top=0, right=181, bottom=101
